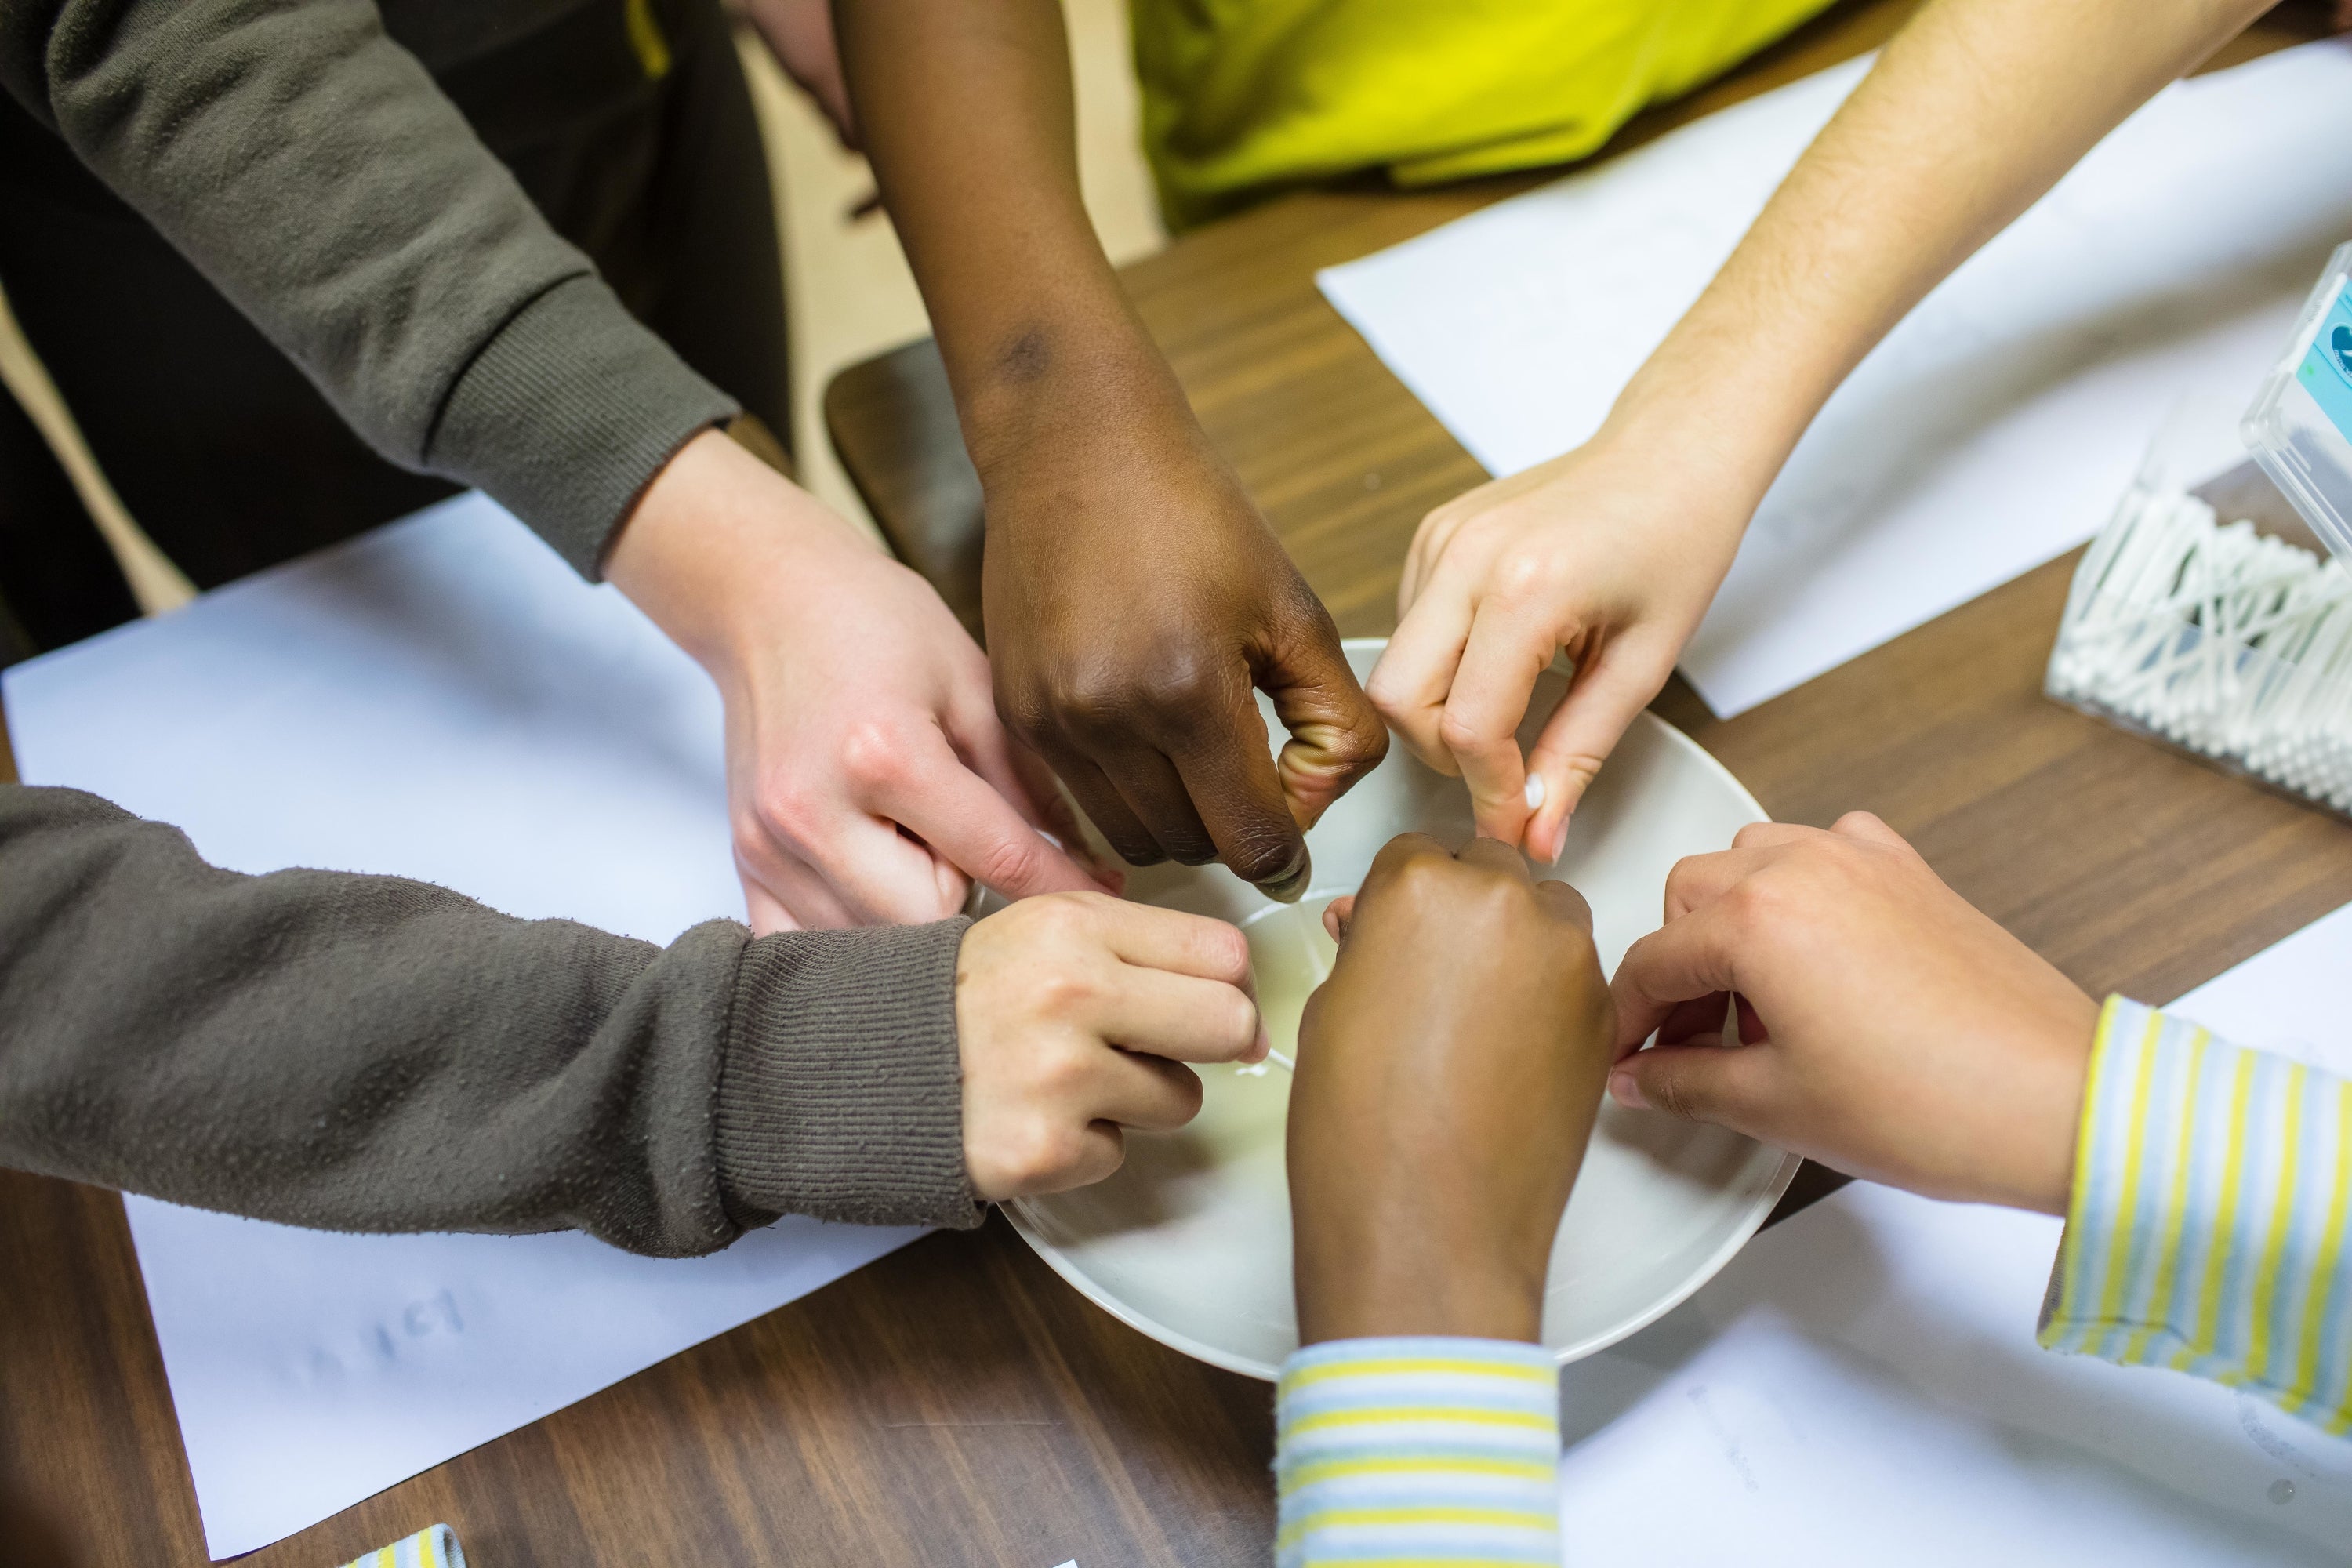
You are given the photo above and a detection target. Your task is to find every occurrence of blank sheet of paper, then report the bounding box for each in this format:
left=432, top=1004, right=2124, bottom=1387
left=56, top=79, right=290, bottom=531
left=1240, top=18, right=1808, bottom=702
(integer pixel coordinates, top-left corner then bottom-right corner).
left=2, top=494, right=925, bottom=1559
left=1318, top=40, right=2352, bottom=718
left=1552, top=922, right=2352, bottom=1565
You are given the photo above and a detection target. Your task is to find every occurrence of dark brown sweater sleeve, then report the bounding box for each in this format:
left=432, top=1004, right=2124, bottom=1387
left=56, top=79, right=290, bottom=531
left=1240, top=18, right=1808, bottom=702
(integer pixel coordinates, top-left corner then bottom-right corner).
left=0, top=786, right=983, bottom=1254
left=0, top=0, right=735, bottom=575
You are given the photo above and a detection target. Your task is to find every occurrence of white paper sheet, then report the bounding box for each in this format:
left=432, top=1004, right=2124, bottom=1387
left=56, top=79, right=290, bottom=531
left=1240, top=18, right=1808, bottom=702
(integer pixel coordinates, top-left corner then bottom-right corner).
left=1319, top=41, right=2352, bottom=718
left=2, top=493, right=925, bottom=1559
left=1553, top=917, right=2352, bottom=1565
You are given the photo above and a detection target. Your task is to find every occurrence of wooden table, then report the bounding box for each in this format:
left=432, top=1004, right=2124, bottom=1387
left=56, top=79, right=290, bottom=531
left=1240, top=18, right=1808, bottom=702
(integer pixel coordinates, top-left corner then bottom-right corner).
left=5, top=3, right=2345, bottom=1563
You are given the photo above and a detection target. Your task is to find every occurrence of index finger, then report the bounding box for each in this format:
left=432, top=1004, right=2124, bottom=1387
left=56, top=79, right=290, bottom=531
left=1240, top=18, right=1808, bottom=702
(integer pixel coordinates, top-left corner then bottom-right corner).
left=870, top=730, right=1106, bottom=902
left=1091, top=897, right=1254, bottom=984
left=1442, top=597, right=1563, bottom=848
left=1607, top=903, right=1743, bottom=1054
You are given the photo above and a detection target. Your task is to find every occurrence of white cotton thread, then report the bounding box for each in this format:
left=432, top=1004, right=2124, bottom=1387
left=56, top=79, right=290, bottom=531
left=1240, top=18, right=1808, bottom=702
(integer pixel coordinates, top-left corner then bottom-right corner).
left=2046, top=481, right=2352, bottom=816
left=1524, top=774, right=1547, bottom=812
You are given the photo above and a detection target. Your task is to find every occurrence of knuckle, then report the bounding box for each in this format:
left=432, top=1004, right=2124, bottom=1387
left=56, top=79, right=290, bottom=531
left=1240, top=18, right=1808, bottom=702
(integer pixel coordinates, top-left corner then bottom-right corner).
left=968, top=834, right=1044, bottom=894
left=1018, top=890, right=1097, bottom=945
left=1210, top=989, right=1258, bottom=1052
left=836, top=719, right=913, bottom=795
left=1434, top=707, right=1494, bottom=760
left=1648, top=1067, right=1702, bottom=1123
left=1007, top=1118, right=1082, bottom=1189
left=1207, top=922, right=1252, bottom=985
left=1037, top=1037, right=1096, bottom=1095
left=1489, top=546, right=1558, bottom=607
left=1030, top=967, right=1100, bottom=1023
left=748, top=780, right=820, bottom=848
left=1721, top=875, right=1783, bottom=931
left=1362, top=664, right=1412, bottom=717
left=1167, top=1068, right=1206, bottom=1123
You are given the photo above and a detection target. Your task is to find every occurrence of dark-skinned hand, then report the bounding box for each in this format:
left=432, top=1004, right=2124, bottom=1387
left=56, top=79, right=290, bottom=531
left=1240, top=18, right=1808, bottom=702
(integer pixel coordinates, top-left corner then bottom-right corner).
left=978, top=383, right=1388, bottom=898
left=1288, top=833, right=1616, bottom=1345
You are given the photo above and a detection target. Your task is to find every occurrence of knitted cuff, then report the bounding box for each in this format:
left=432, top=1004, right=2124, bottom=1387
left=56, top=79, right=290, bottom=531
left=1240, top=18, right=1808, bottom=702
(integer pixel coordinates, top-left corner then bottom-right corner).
left=339, top=1525, right=464, bottom=1568
left=715, top=919, right=983, bottom=1232
left=426, top=272, right=739, bottom=578
left=1276, top=1337, right=1561, bottom=1568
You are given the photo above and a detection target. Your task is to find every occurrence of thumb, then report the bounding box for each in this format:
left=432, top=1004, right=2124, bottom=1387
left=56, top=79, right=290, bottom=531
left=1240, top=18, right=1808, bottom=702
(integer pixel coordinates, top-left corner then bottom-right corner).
left=1260, top=597, right=1389, bottom=831
left=1609, top=1040, right=1775, bottom=1134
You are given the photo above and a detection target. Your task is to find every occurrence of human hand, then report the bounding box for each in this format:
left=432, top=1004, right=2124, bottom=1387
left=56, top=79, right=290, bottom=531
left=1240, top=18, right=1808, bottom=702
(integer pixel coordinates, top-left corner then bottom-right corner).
left=607, top=430, right=1116, bottom=931
left=956, top=891, right=1267, bottom=1197
left=1287, top=834, right=1614, bottom=1345
left=1608, top=812, right=2100, bottom=1215
left=977, top=391, right=1387, bottom=899
left=739, top=0, right=856, bottom=143
left=1368, top=430, right=1751, bottom=864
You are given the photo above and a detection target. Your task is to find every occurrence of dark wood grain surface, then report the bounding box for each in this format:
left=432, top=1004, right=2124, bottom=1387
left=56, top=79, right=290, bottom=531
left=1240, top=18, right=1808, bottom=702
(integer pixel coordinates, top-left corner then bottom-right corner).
left=6, top=4, right=2344, bottom=1563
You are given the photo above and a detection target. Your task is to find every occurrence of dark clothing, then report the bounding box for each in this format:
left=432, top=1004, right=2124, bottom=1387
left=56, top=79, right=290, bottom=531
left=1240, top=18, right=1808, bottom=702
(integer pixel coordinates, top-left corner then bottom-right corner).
left=0, top=2, right=978, bottom=1254
left=0, top=786, right=982, bottom=1251
left=0, top=0, right=786, bottom=613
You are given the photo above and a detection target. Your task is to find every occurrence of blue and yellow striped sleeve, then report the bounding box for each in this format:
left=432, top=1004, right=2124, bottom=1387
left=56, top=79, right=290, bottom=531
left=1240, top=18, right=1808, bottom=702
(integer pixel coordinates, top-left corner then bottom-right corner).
left=1275, top=1335, right=1559, bottom=1566
left=2042, top=996, right=2352, bottom=1435
left=336, top=1524, right=466, bottom=1568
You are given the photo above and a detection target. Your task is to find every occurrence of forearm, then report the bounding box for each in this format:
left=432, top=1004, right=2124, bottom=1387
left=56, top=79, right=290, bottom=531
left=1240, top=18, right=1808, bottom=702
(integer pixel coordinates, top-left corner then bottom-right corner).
left=2042, top=997, right=2351, bottom=1434
left=833, top=0, right=1187, bottom=477
left=0, top=786, right=979, bottom=1251
left=1606, top=0, right=2272, bottom=503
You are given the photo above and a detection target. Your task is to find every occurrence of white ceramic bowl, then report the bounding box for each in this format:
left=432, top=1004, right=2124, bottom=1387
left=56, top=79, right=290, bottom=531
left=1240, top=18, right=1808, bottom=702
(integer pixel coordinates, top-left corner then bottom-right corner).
left=1006, top=639, right=1798, bottom=1379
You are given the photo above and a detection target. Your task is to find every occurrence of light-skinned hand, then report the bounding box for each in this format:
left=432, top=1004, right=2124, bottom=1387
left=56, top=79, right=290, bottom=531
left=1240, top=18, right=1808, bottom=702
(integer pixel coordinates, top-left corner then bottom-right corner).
left=739, top=0, right=856, bottom=143
left=1369, top=430, right=1748, bottom=865
left=975, top=372, right=1388, bottom=902
left=607, top=430, right=1118, bottom=931
left=1288, top=834, right=1615, bottom=1345
left=1608, top=812, right=2100, bottom=1215
left=956, top=891, right=1268, bottom=1198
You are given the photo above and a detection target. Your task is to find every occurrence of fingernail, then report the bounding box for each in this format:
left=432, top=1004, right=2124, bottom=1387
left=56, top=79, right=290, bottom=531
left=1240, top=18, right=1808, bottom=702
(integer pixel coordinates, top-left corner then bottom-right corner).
left=1550, top=813, right=1573, bottom=868
left=1256, top=846, right=1311, bottom=903
left=1609, top=1069, right=1645, bottom=1109
left=1523, top=773, right=1546, bottom=811
left=1247, top=1022, right=1272, bottom=1064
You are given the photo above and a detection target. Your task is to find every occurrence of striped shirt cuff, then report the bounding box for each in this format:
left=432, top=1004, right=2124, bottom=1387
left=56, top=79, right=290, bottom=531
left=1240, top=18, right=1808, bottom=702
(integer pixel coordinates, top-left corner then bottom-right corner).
left=2042, top=996, right=2352, bottom=1435
left=1276, top=1336, right=1559, bottom=1566
left=339, top=1524, right=466, bottom=1568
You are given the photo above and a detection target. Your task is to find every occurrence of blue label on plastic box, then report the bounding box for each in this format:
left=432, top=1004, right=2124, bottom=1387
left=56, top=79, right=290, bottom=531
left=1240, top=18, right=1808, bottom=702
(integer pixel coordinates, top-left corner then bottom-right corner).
left=2299, top=279, right=2352, bottom=445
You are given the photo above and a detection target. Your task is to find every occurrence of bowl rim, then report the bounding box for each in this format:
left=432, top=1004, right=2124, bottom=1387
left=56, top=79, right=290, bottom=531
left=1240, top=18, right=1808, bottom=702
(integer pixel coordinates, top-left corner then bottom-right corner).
left=1007, top=640, right=1802, bottom=1380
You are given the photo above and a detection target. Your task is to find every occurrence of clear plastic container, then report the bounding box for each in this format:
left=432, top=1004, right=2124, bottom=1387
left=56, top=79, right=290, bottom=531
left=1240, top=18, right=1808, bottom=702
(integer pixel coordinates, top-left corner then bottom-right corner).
left=2241, top=240, right=2352, bottom=565
left=2045, top=246, right=2352, bottom=822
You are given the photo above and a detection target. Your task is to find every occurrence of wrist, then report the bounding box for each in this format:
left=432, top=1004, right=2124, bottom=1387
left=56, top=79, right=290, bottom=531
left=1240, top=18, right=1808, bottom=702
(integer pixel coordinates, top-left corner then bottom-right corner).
left=1294, top=1223, right=1546, bottom=1345
left=1985, top=989, right=2102, bottom=1217
left=604, top=429, right=869, bottom=668
left=1595, top=372, right=1799, bottom=527
left=957, top=318, right=1196, bottom=489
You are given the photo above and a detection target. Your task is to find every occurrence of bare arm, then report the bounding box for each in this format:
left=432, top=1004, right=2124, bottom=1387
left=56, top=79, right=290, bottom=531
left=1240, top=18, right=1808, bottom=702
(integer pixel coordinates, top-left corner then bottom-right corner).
left=1376, top=0, right=2280, bottom=862
left=1610, top=0, right=2278, bottom=497
left=833, top=0, right=1385, bottom=898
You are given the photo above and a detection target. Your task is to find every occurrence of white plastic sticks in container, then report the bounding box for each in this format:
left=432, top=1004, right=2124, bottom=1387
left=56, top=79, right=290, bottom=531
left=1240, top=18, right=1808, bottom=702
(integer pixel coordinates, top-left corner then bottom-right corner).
left=2047, top=477, right=2352, bottom=815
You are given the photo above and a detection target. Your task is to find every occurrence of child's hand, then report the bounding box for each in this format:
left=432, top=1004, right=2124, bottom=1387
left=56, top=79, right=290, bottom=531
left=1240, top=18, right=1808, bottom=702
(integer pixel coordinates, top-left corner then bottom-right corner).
left=1369, top=432, right=1748, bottom=863
left=1288, top=835, right=1615, bottom=1345
left=955, top=892, right=1266, bottom=1199
left=1609, top=812, right=2100, bottom=1214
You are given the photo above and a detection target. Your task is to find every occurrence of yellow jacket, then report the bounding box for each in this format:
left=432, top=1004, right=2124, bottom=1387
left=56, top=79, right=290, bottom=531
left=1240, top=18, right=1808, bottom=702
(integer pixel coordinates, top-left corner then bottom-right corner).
left=1131, top=0, right=1838, bottom=227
